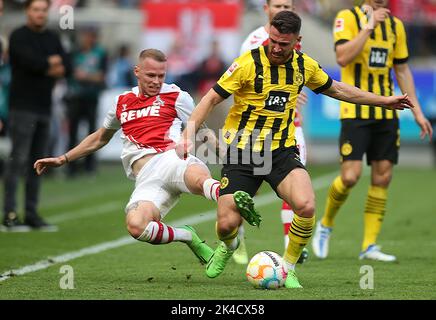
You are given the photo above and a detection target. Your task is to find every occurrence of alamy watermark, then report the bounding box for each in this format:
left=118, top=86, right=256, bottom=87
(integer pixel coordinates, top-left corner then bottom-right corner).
left=184, top=122, right=284, bottom=176
left=359, top=265, right=374, bottom=290
left=59, top=5, right=74, bottom=30
left=59, top=265, right=75, bottom=289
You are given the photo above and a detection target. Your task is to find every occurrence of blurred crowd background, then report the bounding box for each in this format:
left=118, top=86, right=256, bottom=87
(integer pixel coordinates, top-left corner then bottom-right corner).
left=1, top=0, right=436, bottom=177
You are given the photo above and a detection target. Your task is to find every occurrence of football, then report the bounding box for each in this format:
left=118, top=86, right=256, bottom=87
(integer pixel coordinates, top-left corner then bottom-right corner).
left=246, top=251, right=287, bottom=289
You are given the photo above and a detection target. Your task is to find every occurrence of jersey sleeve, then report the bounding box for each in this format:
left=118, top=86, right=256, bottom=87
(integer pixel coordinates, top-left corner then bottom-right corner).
left=393, top=18, right=409, bottom=64
left=333, top=9, right=357, bottom=47
left=213, top=54, right=250, bottom=99
left=103, top=95, right=121, bottom=130
left=304, top=57, right=333, bottom=94
left=175, top=90, right=195, bottom=127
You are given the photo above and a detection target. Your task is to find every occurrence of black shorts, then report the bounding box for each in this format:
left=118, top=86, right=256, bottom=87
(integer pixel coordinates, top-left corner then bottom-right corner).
left=219, top=146, right=306, bottom=197
left=339, top=118, right=400, bottom=165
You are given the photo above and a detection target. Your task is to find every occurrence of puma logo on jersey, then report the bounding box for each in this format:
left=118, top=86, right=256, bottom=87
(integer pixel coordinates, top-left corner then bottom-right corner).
left=120, top=105, right=161, bottom=124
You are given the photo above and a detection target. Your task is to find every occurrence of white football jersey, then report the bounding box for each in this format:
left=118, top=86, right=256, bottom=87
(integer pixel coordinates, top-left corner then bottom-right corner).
left=240, top=26, right=269, bottom=56
left=103, top=84, right=195, bottom=179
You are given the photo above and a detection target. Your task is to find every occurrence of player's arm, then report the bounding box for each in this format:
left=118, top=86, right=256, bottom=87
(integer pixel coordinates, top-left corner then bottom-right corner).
left=34, top=127, right=117, bottom=175
left=335, top=7, right=390, bottom=67
left=176, top=89, right=225, bottom=159
left=336, top=29, right=372, bottom=67
left=394, top=63, right=433, bottom=140
left=323, top=79, right=414, bottom=110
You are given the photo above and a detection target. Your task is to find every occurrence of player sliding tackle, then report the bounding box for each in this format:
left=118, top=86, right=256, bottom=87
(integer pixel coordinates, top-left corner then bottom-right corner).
left=175, top=11, right=414, bottom=288
left=34, top=49, right=258, bottom=268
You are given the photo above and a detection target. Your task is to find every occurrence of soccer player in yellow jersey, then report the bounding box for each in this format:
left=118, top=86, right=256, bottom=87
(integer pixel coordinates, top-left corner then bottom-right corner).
left=312, top=0, right=433, bottom=262
left=176, top=10, right=414, bottom=288
left=234, top=0, right=309, bottom=266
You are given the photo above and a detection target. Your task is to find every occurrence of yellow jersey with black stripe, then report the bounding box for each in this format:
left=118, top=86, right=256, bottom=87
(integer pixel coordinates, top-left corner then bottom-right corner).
left=333, top=6, right=409, bottom=120
left=213, top=46, right=332, bottom=152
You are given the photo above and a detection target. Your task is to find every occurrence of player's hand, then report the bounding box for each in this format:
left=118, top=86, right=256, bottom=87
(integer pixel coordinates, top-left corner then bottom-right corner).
left=383, top=93, right=415, bottom=110
left=414, top=114, right=433, bottom=141
left=362, top=5, right=390, bottom=30
left=34, top=156, right=65, bottom=175
left=175, top=137, right=193, bottom=160
left=296, top=91, right=308, bottom=109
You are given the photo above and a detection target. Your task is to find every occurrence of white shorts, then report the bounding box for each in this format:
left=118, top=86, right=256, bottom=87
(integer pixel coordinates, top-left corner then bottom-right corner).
left=126, top=149, right=209, bottom=219
left=295, top=126, right=307, bottom=166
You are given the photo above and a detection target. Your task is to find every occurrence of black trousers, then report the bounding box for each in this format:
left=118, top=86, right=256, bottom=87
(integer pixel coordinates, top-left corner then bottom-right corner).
left=3, top=110, right=51, bottom=220
left=66, top=96, right=98, bottom=175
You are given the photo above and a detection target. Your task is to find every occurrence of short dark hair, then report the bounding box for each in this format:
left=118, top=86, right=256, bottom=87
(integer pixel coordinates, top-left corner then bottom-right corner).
left=25, top=0, right=51, bottom=9
left=270, top=10, right=301, bottom=35
left=139, top=48, right=167, bottom=62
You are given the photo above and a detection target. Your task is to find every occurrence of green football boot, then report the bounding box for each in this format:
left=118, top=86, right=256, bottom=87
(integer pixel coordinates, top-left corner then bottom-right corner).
left=181, top=225, right=214, bottom=265
left=284, top=270, right=303, bottom=289
left=206, top=240, right=238, bottom=278
left=233, top=191, right=262, bottom=227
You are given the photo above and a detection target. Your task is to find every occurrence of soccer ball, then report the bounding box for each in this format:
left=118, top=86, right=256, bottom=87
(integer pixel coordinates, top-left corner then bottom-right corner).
left=246, top=251, right=287, bottom=289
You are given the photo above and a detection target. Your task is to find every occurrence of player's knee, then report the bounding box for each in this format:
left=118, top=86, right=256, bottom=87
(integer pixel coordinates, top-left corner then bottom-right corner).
left=217, top=217, right=240, bottom=235
left=294, top=199, right=315, bottom=218
left=372, top=173, right=392, bottom=188
left=126, top=215, right=150, bottom=239
left=341, top=172, right=360, bottom=188
left=127, top=222, right=145, bottom=239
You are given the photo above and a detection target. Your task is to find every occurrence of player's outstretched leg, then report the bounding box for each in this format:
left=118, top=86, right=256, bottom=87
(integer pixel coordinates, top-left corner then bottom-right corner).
left=181, top=225, right=214, bottom=265
left=233, top=191, right=262, bottom=227
left=206, top=239, right=239, bottom=278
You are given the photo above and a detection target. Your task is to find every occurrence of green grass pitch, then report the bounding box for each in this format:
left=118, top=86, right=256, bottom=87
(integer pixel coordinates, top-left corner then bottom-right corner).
left=0, top=163, right=435, bottom=300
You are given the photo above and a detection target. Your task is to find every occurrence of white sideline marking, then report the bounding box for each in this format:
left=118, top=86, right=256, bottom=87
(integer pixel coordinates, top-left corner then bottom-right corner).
left=0, top=171, right=339, bottom=282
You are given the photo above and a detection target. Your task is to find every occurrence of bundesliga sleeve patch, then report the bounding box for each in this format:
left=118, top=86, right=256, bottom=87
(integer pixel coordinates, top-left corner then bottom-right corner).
left=334, top=18, right=344, bottom=33
left=226, top=62, right=239, bottom=76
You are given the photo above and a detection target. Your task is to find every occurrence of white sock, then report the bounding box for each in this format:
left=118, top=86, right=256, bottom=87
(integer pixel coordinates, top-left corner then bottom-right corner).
left=238, top=224, right=245, bottom=239
left=173, top=227, right=192, bottom=242
left=284, top=260, right=296, bottom=272
left=202, top=178, right=220, bottom=202
left=226, top=237, right=239, bottom=251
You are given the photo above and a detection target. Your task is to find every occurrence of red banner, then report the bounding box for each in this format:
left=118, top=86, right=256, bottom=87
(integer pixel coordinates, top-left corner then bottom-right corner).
left=142, top=0, right=242, bottom=29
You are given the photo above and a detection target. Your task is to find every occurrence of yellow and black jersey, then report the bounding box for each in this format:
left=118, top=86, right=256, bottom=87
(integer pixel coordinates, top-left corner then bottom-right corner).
left=333, top=6, right=409, bottom=120
left=213, top=46, right=332, bottom=152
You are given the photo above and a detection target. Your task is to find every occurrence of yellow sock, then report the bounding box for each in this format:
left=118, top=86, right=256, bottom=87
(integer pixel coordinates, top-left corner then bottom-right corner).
left=216, top=222, right=239, bottom=250
left=321, top=176, right=350, bottom=228
left=362, top=185, right=387, bottom=251
left=284, top=215, right=315, bottom=264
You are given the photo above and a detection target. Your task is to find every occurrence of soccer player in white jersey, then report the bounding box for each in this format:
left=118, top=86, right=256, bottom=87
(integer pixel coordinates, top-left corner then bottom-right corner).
left=234, top=0, right=308, bottom=264
left=34, top=49, right=256, bottom=268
